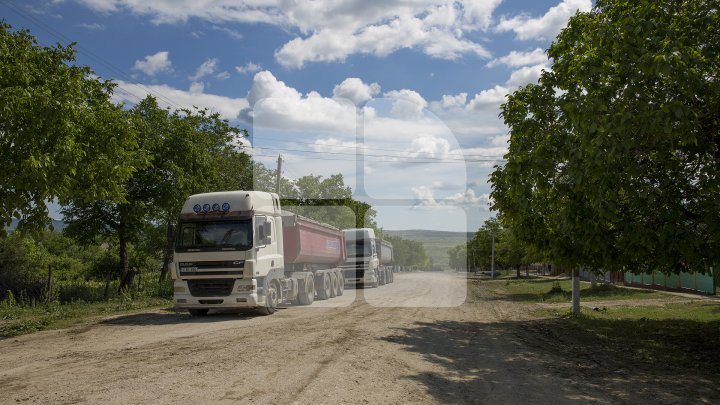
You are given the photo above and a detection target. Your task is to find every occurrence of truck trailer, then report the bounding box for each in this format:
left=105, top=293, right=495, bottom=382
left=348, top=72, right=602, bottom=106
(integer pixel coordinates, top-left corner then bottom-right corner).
left=170, top=191, right=346, bottom=316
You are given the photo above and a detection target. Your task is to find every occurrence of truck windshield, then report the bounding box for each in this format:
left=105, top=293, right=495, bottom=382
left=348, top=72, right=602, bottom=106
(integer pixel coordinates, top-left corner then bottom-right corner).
left=177, top=220, right=252, bottom=251
left=345, top=240, right=371, bottom=257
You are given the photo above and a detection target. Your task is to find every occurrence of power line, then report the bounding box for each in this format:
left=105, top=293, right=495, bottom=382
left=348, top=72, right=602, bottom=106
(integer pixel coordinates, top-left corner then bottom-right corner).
left=252, top=145, right=505, bottom=163
left=251, top=150, right=505, bottom=164
left=253, top=135, right=506, bottom=159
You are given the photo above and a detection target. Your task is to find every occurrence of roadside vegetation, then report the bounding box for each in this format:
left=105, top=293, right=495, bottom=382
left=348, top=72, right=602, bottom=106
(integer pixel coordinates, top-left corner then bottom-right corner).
left=483, top=278, right=675, bottom=304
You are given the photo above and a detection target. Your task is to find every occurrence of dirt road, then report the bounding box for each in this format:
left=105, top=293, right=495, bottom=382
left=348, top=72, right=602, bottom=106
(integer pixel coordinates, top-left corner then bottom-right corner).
left=0, top=273, right=713, bottom=404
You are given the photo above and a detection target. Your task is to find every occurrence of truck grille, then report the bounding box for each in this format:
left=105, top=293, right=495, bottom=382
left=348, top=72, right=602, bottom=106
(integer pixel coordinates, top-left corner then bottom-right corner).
left=342, top=263, right=367, bottom=279
left=187, top=279, right=235, bottom=297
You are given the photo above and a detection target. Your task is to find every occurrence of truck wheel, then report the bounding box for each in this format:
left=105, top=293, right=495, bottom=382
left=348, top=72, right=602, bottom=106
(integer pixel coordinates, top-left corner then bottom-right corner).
left=317, top=274, right=331, bottom=300
left=257, top=281, right=278, bottom=315
left=389, top=269, right=394, bottom=283
left=298, top=277, right=315, bottom=305
left=329, top=273, right=338, bottom=298
left=188, top=309, right=209, bottom=317
left=378, top=268, right=386, bottom=286
left=336, top=272, right=344, bottom=296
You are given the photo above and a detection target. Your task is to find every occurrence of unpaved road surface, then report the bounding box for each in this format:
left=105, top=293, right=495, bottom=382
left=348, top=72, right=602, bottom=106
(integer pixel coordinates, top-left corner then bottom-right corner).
left=0, top=272, right=715, bottom=404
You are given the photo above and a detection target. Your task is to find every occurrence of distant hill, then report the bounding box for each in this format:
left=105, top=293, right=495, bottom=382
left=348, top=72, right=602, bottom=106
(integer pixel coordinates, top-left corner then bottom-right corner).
left=5, top=218, right=67, bottom=232
left=384, top=229, right=473, bottom=269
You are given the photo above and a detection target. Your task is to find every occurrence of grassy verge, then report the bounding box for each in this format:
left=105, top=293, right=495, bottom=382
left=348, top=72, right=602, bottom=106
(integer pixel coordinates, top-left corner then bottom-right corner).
left=0, top=296, right=172, bottom=338
left=483, top=278, right=675, bottom=303
left=535, top=301, right=720, bottom=377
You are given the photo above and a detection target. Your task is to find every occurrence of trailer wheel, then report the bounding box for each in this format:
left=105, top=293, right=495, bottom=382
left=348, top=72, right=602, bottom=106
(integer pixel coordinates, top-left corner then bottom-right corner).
left=378, top=268, right=386, bottom=286
left=257, top=281, right=278, bottom=315
left=298, top=277, right=315, bottom=305
left=329, top=272, right=338, bottom=298
left=188, top=309, right=209, bottom=317
left=336, top=271, right=344, bottom=296
left=388, top=268, right=394, bottom=283
left=317, top=274, right=332, bottom=300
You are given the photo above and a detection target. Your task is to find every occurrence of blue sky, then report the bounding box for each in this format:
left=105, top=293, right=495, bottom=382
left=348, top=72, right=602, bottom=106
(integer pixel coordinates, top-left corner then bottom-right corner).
left=2, top=0, right=593, bottom=231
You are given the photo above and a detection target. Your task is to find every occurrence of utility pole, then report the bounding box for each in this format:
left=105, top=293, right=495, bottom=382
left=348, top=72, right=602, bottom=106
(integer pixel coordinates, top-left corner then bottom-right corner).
left=491, top=231, right=495, bottom=278
left=275, top=154, right=283, bottom=196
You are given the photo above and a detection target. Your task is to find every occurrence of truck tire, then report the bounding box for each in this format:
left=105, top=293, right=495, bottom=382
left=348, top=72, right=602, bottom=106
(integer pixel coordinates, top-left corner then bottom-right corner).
left=378, top=268, right=386, bottom=286
left=297, top=277, right=315, bottom=305
left=329, top=272, right=338, bottom=298
left=257, top=281, right=278, bottom=315
left=317, top=274, right=331, bottom=300
left=389, top=268, right=394, bottom=283
left=336, top=271, right=344, bottom=296
left=188, top=308, right=209, bottom=317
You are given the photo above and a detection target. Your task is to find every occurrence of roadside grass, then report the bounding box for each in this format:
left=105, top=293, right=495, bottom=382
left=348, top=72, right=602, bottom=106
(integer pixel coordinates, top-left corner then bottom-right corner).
left=536, top=301, right=720, bottom=377
left=483, top=278, right=674, bottom=303
left=0, top=278, right=173, bottom=338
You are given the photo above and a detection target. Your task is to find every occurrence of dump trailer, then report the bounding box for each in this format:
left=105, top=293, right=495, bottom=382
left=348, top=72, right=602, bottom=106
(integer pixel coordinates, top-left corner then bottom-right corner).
left=377, top=239, right=394, bottom=284
left=170, top=191, right=346, bottom=316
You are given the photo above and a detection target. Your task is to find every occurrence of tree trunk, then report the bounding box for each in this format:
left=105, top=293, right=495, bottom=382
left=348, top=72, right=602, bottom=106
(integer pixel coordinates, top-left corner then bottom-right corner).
left=159, top=223, right=174, bottom=282
left=516, top=265, right=520, bottom=279
left=572, top=267, right=581, bottom=316
left=117, top=225, right=134, bottom=292
left=590, top=272, right=597, bottom=287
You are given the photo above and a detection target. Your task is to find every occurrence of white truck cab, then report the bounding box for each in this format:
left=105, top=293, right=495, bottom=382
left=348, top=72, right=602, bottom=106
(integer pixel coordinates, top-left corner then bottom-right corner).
left=340, top=228, right=380, bottom=287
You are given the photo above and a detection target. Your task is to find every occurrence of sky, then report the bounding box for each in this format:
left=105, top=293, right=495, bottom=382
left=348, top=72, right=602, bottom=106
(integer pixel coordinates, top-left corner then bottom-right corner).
left=1, top=0, right=593, bottom=232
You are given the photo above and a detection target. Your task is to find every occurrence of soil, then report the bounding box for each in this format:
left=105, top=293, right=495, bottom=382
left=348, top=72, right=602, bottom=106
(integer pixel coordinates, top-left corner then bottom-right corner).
left=0, top=272, right=717, bottom=404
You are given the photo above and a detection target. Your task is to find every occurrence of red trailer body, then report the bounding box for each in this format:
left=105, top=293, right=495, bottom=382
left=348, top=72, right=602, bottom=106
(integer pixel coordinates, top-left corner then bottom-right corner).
left=282, top=213, right=346, bottom=265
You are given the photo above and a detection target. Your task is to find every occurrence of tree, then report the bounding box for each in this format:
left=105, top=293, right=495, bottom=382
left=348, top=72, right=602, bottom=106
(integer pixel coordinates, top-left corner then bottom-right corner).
left=0, top=22, right=139, bottom=232
left=491, top=0, right=720, bottom=313
left=63, top=96, right=251, bottom=291
left=384, top=235, right=429, bottom=269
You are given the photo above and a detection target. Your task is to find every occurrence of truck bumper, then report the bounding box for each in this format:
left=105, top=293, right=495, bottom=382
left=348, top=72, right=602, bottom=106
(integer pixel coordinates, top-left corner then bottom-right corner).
left=344, top=272, right=377, bottom=286
left=173, top=279, right=263, bottom=310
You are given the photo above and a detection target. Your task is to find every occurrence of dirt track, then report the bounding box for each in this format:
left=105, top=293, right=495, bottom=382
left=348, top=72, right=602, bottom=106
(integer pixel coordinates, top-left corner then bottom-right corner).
left=0, top=272, right=716, bottom=404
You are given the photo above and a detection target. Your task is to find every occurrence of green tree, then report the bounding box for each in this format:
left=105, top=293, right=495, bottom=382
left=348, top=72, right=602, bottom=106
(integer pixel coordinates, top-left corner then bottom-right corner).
left=0, top=23, right=139, bottom=231
left=492, top=0, right=720, bottom=275
left=63, top=96, right=251, bottom=291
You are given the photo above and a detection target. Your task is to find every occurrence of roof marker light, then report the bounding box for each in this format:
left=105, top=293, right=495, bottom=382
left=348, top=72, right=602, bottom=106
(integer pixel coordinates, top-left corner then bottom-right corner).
left=202, top=204, right=210, bottom=213
left=193, top=204, right=202, bottom=213
left=212, top=203, right=220, bottom=212
left=222, top=202, right=230, bottom=212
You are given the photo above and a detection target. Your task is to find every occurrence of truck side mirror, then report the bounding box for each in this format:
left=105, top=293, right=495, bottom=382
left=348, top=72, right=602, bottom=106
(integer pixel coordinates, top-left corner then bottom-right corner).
left=263, top=222, right=272, bottom=244
left=258, top=225, right=266, bottom=241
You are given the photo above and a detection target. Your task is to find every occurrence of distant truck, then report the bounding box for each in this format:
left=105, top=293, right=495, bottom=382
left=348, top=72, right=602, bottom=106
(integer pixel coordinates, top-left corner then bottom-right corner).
left=170, top=191, right=346, bottom=316
left=340, top=228, right=394, bottom=287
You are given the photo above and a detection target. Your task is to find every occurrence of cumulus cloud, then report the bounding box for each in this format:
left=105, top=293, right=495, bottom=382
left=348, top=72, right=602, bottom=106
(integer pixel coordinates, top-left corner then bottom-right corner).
left=384, top=89, right=428, bottom=119
left=189, top=58, right=219, bottom=81
left=132, top=51, right=172, bottom=76
left=505, top=63, right=549, bottom=88
left=466, top=85, right=509, bottom=110
left=412, top=186, right=491, bottom=210
left=235, top=62, right=262, bottom=74
left=111, top=80, right=248, bottom=120
left=486, top=48, right=547, bottom=68
left=243, top=71, right=355, bottom=132
left=496, top=0, right=592, bottom=41
left=332, top=78, right=380, bottom=105
left=441, top=92, right=467, bottom=108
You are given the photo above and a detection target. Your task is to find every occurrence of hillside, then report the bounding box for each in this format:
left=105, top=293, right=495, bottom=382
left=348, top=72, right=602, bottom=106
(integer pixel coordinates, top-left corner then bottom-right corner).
left=384, top=229, right=472, bottom=269
left=5, top=218, right=67, bottom=232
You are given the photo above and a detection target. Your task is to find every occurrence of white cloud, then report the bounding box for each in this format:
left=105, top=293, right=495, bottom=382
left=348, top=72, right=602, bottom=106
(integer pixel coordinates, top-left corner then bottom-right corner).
left=496, top=0, right=592, bottom=41
left=78, top=22, right=105, bottom=30
left=243, top=71, right=356, bottom=132
left=189, top=58, right=219, bottom=81
left=332, top=78, right=380, bottom=105
left=215, top=71, right=231, bottom=80
left=235, top=62, right=262, bottom=74
left=111, top=80, right=248, bottom=121
left=466, top=85, right=509, bottom=110
left=211, top=25, right=242, bottom=39
left=412, top=186, right=491, bottom=210
left=505, top=63, right=548, bottom=88
left=384, top=89, right=428, bottom=119
left=76, top=1, right=502, bottom=68
left=487, top=48, right=547, bottom=68
left=132, top=51, right=172, bottom=76
left=441, top=92, right=467, bottom=108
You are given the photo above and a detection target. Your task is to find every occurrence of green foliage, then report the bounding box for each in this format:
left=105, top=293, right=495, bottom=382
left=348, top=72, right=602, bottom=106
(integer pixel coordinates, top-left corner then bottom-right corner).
left=384, top=235, right=429, bottom=268
left=491, top=0, right=720, bottom=274
left=0, top=22, right=140, bottom=232
left=62, top=96, right=251, bottom=289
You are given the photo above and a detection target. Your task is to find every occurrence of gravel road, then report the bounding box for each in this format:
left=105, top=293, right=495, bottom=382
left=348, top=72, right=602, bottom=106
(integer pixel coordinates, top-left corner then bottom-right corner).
left=0, top=272, right=711, bottom=404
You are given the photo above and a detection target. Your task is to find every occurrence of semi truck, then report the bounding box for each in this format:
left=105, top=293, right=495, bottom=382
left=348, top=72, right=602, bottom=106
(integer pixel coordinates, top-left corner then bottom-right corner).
left=340, top=229, right=394, bottom=287
left=170, top=191, right=346, bottom=316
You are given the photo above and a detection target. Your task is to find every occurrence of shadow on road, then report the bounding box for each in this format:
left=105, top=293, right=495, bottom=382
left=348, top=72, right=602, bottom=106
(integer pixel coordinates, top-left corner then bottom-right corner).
left=381, top=317, right=720, bottom=404
left=101, top=309, right=264, bottom=326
